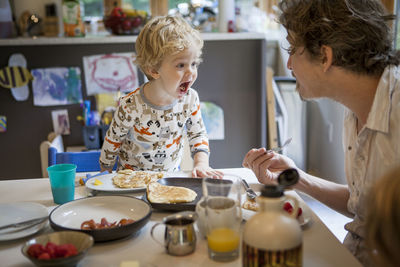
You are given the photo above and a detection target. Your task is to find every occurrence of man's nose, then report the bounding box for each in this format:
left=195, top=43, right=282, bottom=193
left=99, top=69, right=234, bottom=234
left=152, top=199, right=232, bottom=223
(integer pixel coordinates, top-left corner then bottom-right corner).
left=287, top=56, right=292, bottom=70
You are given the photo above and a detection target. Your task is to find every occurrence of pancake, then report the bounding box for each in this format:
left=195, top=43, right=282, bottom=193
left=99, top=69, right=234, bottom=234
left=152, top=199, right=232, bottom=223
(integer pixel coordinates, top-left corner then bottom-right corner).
left=147, top=182, right=197, bottom=204
left=112, top=170, right=163, bottom=188
left=242, top=199, right=259, bottom=212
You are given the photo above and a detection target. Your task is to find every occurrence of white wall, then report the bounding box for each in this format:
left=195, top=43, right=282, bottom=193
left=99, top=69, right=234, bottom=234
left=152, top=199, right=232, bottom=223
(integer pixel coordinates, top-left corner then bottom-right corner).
left=307, top=99, right=346, bottom=184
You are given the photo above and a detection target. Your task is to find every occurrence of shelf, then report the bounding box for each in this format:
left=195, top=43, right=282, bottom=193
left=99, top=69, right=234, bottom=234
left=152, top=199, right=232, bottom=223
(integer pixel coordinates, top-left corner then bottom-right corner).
left=0, top=32, right=270, bottom=46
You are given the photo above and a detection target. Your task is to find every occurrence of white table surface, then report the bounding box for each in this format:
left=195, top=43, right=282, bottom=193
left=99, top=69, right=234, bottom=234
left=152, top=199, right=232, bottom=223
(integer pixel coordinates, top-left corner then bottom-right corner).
left=0, top=168, right=361, bottom=267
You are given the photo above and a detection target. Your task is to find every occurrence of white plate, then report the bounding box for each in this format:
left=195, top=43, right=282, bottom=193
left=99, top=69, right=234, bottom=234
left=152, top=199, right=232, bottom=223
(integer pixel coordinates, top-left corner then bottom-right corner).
left=0, top=202, right=48, bottom=241
left=241, top=183, right=312, bottom=228
left=85, top=172, right=157, bottom=193
left=49, top=196, right=152, bottom=242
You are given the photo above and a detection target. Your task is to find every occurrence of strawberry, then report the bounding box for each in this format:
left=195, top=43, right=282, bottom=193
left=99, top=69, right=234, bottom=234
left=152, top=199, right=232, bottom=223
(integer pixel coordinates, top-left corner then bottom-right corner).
left=45, top=242, right=57, bottom=258
left=27, top=244, right=45, bottom=258
left=283, top=202, right=302, bottom=218
left=37, top=252, right=51, bottom=260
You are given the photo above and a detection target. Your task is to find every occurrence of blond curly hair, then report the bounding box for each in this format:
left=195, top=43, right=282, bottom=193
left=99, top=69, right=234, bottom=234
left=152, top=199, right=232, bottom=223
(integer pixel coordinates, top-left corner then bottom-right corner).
left=365, top=165, right=400, bottom=267
left=134, top=15, right=203, bottom=80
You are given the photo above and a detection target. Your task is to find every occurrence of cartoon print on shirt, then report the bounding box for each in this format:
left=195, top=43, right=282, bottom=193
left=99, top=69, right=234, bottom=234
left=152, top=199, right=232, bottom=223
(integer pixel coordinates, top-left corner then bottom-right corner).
left=104, top=149, right=118, bottom=161
left=185, top=118, right=193, bottom=131
left=134, top=124, right=153, bottom=136
left=166, top=135, right=182, bottom=149
left=159, top=126, right=171, bottom=139
left=153, top=140, right=166, bottom=150
left=120, top=137, right=140, bottom=158
left=150, top=164, right=164, bottom=171
left=197, top=117, right=204, bottom=129
left=117, top=106, right=132, bottom=123
left=161, top=109, right=174, bottom=121
left=147, top=120, right=161, bottom=136
left=171, top=145, right=181, bottom=161
left=142, top=108, right=159, bottom=121
left=154, top=150, right=166, bottom=164
left=125, top=98, right=139, bottom=114
left=100, top=88, right=210, bottom=172
left=119, top=149, right=129, bottom=162
left=136, top=135, right=152, bottom=150
left=142, top=152, right=153, bottom=162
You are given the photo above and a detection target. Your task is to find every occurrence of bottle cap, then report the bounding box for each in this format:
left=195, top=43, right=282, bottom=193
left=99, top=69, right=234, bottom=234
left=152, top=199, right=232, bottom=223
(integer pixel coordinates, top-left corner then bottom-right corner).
left=261, top=185, right=284, bottom=198
left=277, top=168, right=299, bottom=188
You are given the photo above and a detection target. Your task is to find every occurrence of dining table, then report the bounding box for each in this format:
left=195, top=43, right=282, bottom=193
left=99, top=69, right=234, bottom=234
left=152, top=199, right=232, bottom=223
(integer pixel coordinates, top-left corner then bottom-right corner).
left=0, top=168, right=362, bottom=267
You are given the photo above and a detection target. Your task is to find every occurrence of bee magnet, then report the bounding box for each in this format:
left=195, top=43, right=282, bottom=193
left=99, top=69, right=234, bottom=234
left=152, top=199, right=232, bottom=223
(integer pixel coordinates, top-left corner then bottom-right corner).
left=4, top=53, right=32, bottom=101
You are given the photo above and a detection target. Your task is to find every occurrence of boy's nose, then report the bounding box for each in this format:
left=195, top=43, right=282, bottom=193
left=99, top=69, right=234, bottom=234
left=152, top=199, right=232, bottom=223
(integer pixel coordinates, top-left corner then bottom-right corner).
left=186, top=66, right=196, bottom=76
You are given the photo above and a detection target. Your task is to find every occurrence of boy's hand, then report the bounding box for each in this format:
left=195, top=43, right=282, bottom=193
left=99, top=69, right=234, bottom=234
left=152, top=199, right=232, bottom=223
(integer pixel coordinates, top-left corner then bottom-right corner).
left=192, top=151, right=224, bottom=178
left=192, top=165, right=224, bottom=179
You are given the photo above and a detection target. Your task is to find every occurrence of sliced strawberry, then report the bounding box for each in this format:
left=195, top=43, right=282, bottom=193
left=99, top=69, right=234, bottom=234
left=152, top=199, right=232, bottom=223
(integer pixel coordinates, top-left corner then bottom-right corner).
left=297, top=207, right=303, bottom=217
left=283, top=202, right=293, bottom=213
left=283, top=201, right=303, bottom=218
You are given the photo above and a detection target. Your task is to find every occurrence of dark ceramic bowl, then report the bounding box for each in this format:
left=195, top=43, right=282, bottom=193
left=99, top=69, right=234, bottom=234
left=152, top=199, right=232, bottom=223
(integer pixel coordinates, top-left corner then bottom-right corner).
left=21, top=231, right=93, bottom=267
left=49, top=196, right=152, bottom=242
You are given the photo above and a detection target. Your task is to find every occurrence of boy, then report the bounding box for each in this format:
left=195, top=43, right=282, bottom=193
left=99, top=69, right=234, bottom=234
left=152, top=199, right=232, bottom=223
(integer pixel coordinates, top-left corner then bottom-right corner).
left=100, top=15, right=223, bottom=178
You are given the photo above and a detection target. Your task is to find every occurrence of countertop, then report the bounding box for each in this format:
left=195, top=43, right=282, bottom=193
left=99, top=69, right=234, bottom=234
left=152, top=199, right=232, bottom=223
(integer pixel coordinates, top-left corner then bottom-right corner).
left=0, top=31, right=282, bottom=46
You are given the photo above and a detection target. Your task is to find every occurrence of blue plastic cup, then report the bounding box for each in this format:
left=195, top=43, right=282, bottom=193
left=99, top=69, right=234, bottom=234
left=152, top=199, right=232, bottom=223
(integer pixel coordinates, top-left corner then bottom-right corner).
left=47, top=164, right=77, bottom=204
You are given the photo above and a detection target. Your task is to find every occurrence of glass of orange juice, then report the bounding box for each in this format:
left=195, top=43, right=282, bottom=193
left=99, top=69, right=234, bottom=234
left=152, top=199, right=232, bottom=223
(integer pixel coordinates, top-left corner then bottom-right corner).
left=202, top=175, right=242, bottom=262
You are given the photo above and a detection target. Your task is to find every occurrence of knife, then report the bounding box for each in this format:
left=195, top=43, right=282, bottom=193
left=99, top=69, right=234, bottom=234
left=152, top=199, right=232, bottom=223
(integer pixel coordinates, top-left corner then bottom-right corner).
left=241, top=179, right=257, bottom=200
left=0, top=216, right=48, bottom=231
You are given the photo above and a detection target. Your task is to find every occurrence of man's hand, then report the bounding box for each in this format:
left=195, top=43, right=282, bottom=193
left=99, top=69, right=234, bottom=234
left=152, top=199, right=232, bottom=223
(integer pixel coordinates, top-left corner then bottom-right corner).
left=242, top=148, right=297, bottom=184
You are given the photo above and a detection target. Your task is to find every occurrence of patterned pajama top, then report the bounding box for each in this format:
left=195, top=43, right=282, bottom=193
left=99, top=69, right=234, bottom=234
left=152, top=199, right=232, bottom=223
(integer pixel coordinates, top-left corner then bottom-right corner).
left=99, top=85, right=210, bottom=172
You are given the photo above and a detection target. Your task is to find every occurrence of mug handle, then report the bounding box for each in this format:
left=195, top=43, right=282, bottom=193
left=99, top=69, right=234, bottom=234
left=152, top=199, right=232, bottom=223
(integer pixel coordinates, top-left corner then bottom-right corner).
left=285, top=195, right=300, bottom=220
left=150, top=222, right=165, bottom=247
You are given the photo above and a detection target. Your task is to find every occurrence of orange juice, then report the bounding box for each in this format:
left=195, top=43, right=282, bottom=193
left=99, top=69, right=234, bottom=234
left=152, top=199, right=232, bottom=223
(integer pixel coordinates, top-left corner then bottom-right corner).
left=207, top=228, right=240, bottom=252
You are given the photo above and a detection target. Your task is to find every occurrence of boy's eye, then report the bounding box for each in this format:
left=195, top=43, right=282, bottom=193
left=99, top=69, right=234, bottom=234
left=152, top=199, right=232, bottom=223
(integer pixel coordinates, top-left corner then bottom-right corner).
left=192, top=62, right=199, bottom=67
left=177, top=63, right=185, bottom=68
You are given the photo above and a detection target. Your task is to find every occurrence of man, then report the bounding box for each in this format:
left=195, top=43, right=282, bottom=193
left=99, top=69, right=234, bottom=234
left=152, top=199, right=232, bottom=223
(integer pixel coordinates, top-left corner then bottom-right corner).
left=242, top=0, right=400, bottom=265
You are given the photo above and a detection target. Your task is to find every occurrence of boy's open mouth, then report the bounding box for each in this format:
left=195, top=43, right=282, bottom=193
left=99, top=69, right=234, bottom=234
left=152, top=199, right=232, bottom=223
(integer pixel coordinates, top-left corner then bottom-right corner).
left=179, top=82, right=190, bottom=94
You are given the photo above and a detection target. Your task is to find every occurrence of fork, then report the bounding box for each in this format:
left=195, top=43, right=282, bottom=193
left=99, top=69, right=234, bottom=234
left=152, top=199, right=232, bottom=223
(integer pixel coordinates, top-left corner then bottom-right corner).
left=241, top=179, right=257, bottom=200
left=269, top=137, right=292, bottom=153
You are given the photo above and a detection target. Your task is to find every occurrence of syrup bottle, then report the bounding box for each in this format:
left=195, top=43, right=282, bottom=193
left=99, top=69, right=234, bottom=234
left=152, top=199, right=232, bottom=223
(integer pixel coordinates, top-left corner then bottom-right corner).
left=242, top=169, right=303, bottom=266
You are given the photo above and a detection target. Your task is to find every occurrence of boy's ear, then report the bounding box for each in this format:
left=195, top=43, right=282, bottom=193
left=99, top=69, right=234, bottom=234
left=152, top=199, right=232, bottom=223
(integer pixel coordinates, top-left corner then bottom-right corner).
left=320, top=45, right=333, bottom=72
left=147, top=68, right=160, bottom=80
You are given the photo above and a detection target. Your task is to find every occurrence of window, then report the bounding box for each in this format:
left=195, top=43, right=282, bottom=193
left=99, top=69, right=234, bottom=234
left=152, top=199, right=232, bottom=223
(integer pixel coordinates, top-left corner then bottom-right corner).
left=82, top=0, right=192, bottom=19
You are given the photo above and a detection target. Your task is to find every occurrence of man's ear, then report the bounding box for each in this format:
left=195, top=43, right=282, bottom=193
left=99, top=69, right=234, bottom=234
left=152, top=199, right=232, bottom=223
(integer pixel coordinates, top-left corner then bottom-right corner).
left=320, top=45, right=333, bottom=72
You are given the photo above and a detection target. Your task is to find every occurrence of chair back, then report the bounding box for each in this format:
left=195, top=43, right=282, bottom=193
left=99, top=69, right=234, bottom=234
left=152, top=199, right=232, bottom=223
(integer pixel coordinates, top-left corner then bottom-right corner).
left=40, top=134, right=64, bottom=177
left=48, top=147, right=117, bottom=172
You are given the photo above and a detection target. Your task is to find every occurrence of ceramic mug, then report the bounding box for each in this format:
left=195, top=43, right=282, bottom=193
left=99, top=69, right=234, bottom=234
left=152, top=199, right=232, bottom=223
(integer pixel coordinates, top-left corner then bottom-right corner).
left=150, top=211, right=198, bottom=256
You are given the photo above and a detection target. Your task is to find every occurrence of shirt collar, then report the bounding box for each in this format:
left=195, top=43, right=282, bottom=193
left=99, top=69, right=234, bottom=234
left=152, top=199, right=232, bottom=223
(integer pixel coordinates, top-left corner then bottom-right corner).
left=364, top=65, right=396, bottom=133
